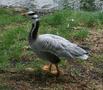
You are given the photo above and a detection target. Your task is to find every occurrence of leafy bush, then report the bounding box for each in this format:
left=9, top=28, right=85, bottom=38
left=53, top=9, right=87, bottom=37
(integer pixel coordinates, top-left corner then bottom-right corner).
left=44, top=12, right=65, bottom=27
left=73, top=11, right=99, bottom=27
left=80, top=0, right=96, bottom=11
left=96, top=12, right=103, bottom=24
left=84, top=14, right=97, bottom=27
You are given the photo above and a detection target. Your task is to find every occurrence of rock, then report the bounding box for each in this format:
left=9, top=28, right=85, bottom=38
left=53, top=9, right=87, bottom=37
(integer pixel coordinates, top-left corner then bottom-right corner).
left=1, top=0, right=103, bottom=12
left=25, top=67, right=35, bottom=72
left=0, top=0, right=59, bottom=10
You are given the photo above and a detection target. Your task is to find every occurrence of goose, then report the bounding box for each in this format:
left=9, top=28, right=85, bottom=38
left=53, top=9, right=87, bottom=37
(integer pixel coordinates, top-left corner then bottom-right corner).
left=22, top=11, right=89, bottom=76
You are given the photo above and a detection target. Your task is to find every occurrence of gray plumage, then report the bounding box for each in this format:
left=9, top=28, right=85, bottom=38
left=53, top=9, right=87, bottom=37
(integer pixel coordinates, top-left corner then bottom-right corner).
left=31, top=34, right=88, bottom=60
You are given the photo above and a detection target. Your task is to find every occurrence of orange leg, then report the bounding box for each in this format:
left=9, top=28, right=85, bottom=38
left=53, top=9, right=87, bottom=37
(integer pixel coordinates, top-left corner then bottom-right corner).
left=50, top=64, right=60, bottom=77
left=42, top=64, right=52, bottom=72
left=42, top=64, right=61, bottom=77
left=49, top=64, right=52, bottom=72
left=55, top=64, right=60, bottom=76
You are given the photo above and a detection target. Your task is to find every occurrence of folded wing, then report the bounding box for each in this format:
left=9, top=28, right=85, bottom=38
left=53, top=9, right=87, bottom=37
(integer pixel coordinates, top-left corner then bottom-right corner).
left=34, top=34, right=88, bottom=59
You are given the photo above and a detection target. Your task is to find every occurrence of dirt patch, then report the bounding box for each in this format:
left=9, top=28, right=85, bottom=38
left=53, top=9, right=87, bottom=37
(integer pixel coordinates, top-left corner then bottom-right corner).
left=86, top=30, right=103, bottom=53
left=0, top=61, right=103, bottom=90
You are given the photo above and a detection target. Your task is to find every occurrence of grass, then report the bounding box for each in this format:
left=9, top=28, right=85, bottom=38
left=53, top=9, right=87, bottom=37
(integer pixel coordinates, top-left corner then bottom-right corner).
left=0, top=85, right=13, bottom=90
left=73, top=28, right=89, bottom=40
left=0, top=8, right=27, bottom=25
left=0, top=8, right=103, bottom=90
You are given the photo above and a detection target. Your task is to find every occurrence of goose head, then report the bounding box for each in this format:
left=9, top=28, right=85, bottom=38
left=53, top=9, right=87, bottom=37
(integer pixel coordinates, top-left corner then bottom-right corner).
left=22, top=11, right=39, bottom=23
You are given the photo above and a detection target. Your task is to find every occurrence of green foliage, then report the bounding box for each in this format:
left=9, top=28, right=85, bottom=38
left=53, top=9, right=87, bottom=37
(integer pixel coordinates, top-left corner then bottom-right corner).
left=96, top=12, right=103, bottom=24
left=43, top=11, right=65, bottom=27
left=80, top=0, right=96, bottom=11
left=79, top=12, right=97, bottom=27
left=69, top=11, right=103, bottom=27
left=60, top=0, right=69, bottom=9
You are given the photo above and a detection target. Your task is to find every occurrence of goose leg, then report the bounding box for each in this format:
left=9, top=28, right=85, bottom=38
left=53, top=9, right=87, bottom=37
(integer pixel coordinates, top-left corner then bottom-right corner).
left=51, top=64, right=60, bottom=76
left=49, top=64, right=52, bottom=72
left=42, top=64, right=52, bottom=72
left=55, top=64, right=60, bottom=76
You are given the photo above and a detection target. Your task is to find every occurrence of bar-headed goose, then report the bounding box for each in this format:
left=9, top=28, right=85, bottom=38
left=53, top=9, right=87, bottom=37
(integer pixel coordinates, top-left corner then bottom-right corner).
left=22, top=11, right=89, bottom=76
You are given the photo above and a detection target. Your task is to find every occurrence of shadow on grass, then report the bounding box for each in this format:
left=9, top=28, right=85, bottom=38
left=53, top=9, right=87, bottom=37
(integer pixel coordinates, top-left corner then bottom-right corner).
left=8, top=69, right=76, bottom=84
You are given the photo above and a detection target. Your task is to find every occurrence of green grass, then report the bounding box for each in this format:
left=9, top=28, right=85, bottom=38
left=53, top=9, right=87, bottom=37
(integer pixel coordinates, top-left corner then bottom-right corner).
left=43, top=11, right=66, bottom=26
left=0, top=8, right=27, bottom=25
left=0, top=84, right=14, bottom=90
left=73, top=28, right=89, bottom=40
left=0, top=27, right=27, bottom=69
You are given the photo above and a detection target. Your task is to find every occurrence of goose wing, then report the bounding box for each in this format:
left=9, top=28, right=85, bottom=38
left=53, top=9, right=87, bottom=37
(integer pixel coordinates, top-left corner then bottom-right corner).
left=33, top=34, right=88, bottom=59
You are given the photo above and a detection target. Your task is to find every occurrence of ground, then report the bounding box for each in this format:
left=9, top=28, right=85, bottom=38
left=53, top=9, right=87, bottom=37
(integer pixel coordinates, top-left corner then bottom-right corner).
left=0, top=60, right=103, bottom=90
left=0, top=8, right=103, bottom=90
